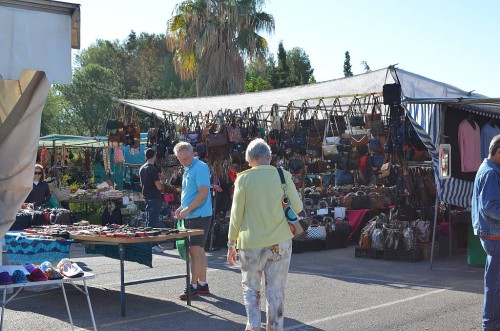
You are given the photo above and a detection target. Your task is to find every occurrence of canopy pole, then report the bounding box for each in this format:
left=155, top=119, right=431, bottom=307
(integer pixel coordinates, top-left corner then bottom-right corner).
left=430, top=104, right=446, bottom=270
left=429, top=194, right=440, bottom=270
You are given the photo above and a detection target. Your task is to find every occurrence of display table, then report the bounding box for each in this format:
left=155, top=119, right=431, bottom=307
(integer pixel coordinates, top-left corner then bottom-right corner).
left=70, top=229, right=204, bottom=317
left=4, top=233, right=73, bottom=264
left=0, top=271, right=96, bottom=331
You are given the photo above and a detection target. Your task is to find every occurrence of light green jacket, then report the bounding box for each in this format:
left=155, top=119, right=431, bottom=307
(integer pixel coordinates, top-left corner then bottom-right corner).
left=229, top=165, right=303, bottom=250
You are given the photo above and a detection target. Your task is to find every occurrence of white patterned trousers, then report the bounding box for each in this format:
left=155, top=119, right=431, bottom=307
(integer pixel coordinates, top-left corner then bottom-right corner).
left=239, top=239, right=292, bottom=331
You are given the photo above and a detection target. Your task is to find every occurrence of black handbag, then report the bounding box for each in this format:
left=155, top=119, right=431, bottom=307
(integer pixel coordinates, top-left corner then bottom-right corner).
left=351, top=191, right=372, bottom=210
left=348, top=98, right=365, bottom=127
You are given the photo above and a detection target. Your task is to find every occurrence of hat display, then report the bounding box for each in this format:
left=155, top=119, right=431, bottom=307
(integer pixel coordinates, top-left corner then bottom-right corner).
left=57, top=258, right=72, bottom=273
left=62, top=263, right=84, bottom=278
left=11, top=270, right=28, bottom=284
left=44, top=267, right=64, bottom=280
left=28, top=268, right=48, bottom=282
left=40, top=261, right=53, bottom=273
left=24, top=263, right=36, bottom=273
left=0, top=271, right=13, bottom=285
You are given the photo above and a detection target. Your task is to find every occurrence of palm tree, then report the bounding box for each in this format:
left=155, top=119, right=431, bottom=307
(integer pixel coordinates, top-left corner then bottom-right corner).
left=167, top=0, right=274, bottom=96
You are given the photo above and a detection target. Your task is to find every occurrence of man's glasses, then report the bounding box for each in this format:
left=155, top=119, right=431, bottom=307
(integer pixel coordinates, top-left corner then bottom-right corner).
left=34, top=172, right=42, bottom=175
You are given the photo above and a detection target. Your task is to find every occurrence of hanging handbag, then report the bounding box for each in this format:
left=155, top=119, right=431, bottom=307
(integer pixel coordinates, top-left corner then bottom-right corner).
left=277, top=167, right=308, bottom=238
left=348, top=97, right=365, bottom=127
left=335, top=169, right=354, bottom=185
left=113, top=146, right=125, bottom=163
left=207, top=124, right=229, bottom=147
left=368, top=138, right=380, bottom=151
left=227, top=111, right=244, bottom=143
left=371, top=154, right=384, bottom=168
left=322, top=105, right=341, bottom=157
left=365, top=97, right=384, bottom=133
left=165, top=155, right=180, bottom=168
left=379, top=161, right=392, bottom=178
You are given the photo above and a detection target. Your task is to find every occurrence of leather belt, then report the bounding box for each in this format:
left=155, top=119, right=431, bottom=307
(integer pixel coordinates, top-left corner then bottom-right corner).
left=481, top=236, right=500, bottom=241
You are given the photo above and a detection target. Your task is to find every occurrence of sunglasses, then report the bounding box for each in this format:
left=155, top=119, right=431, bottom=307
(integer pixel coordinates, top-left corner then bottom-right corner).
left=34, top=172, right=42, bottom=175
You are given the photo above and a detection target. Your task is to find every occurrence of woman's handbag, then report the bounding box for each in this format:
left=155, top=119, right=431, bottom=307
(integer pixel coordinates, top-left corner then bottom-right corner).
left=335, top=169, right=354, bottom=185
left=369, top=192, right=385, bottom=209
left=348, top=97, right=366, bottom=127
left=208, top=124, right=229, bottom=147
left=277, top=167, right=308, bottom=238
left=306, top=219, right=327, bottom=240
left=351, top=191, right=372, bottom=210
left=334, top=207, right=347, bottom=220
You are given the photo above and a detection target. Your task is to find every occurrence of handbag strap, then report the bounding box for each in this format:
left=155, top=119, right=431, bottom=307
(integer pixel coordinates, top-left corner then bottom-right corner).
left=277, top=167, right=287, bottom=195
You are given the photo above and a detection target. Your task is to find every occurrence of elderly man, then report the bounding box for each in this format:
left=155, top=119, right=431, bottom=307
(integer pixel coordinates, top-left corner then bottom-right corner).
left=472, top=134, right=500, bottom=331
left=174, top=142, right=212, bottom=300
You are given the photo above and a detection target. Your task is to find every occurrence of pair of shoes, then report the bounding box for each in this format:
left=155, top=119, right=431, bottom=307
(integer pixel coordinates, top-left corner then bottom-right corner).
left=179, top=284, right=200, bottom=301
left=152, top=244, right=164, bottom=253
left=197, top=282, right=210, bottom=295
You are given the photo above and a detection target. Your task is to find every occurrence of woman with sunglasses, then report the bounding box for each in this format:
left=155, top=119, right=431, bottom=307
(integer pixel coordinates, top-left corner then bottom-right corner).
left=25, top=164, right=51, bottom=208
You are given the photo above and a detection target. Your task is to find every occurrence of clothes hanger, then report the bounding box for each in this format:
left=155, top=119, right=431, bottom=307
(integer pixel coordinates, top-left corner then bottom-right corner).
left=466, top=113, right=476, bottom=130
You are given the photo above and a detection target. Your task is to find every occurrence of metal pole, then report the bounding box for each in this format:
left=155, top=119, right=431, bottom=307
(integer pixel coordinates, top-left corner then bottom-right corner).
left=429, top=194, right=440, bottom=270
left=61, top=283, right=75, bottom=330
left=83, top=280, right=97, bottom=331
left=185, top=236, right=191, bottom=306
left=1, top=288, right=6, bottom=331
left=119, top=244, right=126, bottom=317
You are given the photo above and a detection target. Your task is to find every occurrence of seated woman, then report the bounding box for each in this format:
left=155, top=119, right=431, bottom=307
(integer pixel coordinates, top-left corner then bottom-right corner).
left=25, top=164, right=51, bottom=208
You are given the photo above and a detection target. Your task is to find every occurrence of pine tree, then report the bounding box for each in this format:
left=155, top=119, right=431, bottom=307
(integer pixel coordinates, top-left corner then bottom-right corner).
left=344, top=51, right=353, bottom=77
left=167, top=82, right=178, bottom=98
left=361, top=61, right=371, bottom=73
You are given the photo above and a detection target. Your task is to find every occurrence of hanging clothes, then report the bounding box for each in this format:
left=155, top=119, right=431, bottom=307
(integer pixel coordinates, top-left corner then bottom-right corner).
left=480, top=122, right=500, bottom=160
left=458, top=118, right=481, bottom=172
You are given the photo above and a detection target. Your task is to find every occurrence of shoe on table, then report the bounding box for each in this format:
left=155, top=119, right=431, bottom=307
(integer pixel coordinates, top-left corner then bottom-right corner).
left=179, top=284, right=200, bottom=301
left=197, top=282, right=210, bottom=295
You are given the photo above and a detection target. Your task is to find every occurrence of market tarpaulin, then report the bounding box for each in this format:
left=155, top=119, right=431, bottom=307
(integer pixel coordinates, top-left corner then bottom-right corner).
left=118, top=68, right=395, bottom=116
left=0, top=0, right=80, bottom=239
left=0, top=70, right=50, bottom=234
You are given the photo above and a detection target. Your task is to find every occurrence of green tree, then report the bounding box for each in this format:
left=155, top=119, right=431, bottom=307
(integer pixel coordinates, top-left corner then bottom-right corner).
left=166, top=0, right=275, bottom=96
left=287, top=47, right=314, bottom=85
left=361, top=60, right=371, bottom=73
left=58, top=64, right=121, bottom=136
left=344, top=51, right=353, bottom=77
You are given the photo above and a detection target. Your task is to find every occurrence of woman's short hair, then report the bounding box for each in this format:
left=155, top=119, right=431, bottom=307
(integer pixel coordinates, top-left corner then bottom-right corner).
left=489, top=134, right=500, bottom=158
left=35, top=164, right=45, bottom=182
left=173, top=142, right=193, bottom=155
left=245, top=138, right=271, bottom=163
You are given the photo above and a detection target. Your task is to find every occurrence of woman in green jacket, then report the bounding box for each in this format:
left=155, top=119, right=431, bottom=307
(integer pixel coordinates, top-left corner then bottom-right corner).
left=227, top=138, right=303, bottom=331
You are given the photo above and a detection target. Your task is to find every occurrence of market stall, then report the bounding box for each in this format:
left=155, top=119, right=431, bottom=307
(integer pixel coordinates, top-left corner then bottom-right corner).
left=114, top=66, right=499, bottom=265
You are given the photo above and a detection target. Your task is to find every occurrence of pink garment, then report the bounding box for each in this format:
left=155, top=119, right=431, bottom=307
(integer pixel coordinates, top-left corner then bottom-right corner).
left=458, top=119, right=481, bottom=172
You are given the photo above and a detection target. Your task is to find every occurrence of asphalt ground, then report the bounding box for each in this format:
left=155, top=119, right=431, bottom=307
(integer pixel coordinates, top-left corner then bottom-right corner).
left=2, top=243, right=485, bottom=331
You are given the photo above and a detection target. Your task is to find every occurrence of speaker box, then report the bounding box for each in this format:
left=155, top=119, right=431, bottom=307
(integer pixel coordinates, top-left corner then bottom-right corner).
left=383, top=83, right=402, bottom=105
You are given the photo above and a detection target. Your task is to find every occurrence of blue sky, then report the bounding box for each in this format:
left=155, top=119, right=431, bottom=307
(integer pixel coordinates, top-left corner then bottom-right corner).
left=76, top=0, right=499, bottom=97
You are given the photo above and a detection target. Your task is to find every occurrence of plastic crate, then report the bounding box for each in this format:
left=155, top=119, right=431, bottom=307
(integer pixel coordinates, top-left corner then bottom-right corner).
left=354, top=247, right=384, bottom=259
left=383, top=248, right=423, bottom=262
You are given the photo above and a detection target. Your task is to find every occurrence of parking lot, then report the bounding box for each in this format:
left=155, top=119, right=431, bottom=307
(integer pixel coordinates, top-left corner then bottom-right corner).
left=3, top=243, right=484, bottom=330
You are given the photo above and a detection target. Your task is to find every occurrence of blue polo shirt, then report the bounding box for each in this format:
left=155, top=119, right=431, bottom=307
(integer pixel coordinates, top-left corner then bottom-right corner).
left=181, top=158, right=212, bottom=219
